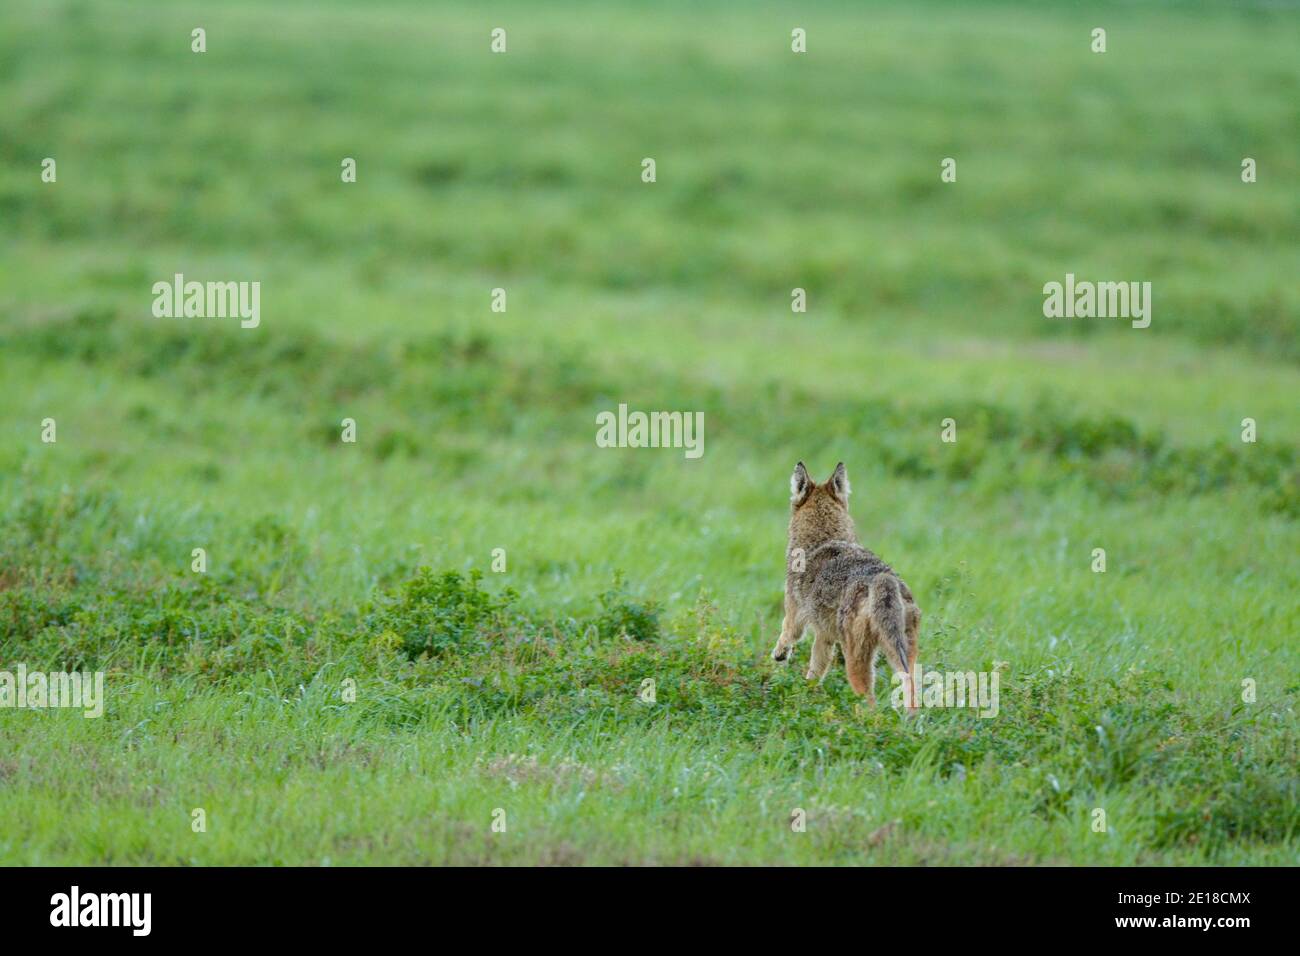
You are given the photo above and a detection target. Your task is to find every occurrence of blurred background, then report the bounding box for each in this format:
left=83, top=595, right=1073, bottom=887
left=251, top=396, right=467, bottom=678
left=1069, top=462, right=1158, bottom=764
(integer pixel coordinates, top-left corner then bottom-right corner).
left=1, top=0, right=1296, bottom=640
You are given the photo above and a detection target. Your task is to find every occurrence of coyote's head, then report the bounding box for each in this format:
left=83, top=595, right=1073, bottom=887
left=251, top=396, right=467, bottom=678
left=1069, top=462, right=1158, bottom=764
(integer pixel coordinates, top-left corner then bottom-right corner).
left=787, top=461, right=856, bottom=554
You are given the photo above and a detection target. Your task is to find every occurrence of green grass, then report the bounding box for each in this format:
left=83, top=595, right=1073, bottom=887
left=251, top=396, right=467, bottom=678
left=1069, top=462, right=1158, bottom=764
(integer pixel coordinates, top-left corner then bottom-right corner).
left=0, top=0, right=1297, bottom=864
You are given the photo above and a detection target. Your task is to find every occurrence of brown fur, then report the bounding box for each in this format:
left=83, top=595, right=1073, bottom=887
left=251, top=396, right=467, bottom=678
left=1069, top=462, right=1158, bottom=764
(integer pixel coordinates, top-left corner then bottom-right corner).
left=769, top=462, right=922, bottom=711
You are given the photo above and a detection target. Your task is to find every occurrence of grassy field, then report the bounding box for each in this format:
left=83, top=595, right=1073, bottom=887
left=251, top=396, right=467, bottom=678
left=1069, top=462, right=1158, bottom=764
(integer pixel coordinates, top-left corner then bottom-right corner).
left=0, top=0, right=1297, bottom=864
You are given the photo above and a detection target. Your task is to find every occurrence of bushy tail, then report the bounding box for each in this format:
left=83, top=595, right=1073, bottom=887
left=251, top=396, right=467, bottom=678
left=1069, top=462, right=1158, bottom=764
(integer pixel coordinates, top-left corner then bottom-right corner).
left=841, top=573, right=911, bottom=703
left=868, top=573, right=908, bottom=675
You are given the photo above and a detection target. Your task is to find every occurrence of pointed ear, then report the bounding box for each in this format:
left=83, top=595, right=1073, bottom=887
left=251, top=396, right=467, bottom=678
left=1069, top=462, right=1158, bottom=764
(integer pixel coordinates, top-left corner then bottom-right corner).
left=790, top=461, right=812, bottom=503
left=828, top=462, right=850, bottom=501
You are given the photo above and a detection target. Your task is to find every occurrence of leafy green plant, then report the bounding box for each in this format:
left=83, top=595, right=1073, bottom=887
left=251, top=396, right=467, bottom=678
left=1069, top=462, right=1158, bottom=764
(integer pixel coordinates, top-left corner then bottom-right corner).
left=363, top=568, right=517, bottom=659
left=594, top=573, right=661, bottom=643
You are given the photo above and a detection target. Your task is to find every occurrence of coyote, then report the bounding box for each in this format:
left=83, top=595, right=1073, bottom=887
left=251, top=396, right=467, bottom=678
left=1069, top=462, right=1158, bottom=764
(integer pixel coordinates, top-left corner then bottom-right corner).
left=769, top=462, right=921, bottom=710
